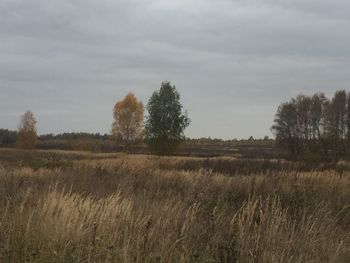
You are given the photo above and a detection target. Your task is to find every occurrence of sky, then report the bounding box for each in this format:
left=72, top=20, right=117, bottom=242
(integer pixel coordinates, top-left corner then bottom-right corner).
left=1, top=0, right=350, bottom=139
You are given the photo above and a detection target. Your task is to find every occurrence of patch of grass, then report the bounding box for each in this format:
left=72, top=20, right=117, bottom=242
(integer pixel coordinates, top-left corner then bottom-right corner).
left=0, top=150, right=349, bottom=262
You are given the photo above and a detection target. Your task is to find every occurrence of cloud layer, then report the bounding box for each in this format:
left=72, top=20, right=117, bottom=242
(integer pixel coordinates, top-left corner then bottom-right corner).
left=1, top=0, right=350, bottom=138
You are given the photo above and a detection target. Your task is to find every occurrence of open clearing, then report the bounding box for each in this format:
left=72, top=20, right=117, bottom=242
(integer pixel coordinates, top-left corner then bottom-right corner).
left=0, top=148, right=349, bottom=262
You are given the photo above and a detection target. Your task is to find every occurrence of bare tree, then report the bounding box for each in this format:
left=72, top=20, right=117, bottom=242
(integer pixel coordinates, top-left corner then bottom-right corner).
left=310, top=93, right=325, bottom=140
left=346, top=92, right=350, bottom=157
left=271, top=100, right=301, bottom=157
left=272, top=90, right=349, bottom=160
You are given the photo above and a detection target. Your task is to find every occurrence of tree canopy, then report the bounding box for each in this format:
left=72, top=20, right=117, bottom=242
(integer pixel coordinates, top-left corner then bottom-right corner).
left=17, top=110, right=38, bottom=150
left=272, top=91, right=350, bottom=160
left=145, top=81, right=190, bottom=155
left=112, top=92, right=144, bottom=144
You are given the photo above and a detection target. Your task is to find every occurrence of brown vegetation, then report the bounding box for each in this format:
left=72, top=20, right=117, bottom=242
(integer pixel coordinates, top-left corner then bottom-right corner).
left=16, top=111, right=38, bottom=150
left=112, top=93, right=144, bottom=144
left=0, top=149, right=349, bottom=262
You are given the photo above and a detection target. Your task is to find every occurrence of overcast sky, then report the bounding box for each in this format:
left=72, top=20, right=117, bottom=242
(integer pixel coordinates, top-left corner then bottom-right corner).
left=1, top=0, right=349, bottom=139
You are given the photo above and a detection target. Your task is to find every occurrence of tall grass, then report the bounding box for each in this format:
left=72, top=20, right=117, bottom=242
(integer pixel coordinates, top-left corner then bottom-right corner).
left=0, top=151, right=349, bottom=262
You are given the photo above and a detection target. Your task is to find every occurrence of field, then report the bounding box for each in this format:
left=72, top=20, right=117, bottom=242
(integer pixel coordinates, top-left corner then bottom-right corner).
left=0, top=148, right=349, bottom=262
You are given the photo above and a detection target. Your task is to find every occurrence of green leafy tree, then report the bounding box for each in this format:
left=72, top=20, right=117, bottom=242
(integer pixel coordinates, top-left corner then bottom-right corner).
left=145, top=81, right=190, bottom=155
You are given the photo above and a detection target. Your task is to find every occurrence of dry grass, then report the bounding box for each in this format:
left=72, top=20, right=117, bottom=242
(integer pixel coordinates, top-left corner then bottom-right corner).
left=0, top=149, right=349, bottom=262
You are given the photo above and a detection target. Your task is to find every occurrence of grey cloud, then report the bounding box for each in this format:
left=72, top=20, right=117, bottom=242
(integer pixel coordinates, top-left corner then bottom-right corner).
left=0, top=0, right=349, bottom=138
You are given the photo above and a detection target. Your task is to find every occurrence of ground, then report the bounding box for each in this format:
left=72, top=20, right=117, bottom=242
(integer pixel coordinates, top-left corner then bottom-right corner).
left=0, top=148, right=349, bottom=262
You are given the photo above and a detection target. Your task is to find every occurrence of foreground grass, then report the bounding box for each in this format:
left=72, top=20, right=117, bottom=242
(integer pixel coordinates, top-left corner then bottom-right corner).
left=0, top=149, right=349, bottom=262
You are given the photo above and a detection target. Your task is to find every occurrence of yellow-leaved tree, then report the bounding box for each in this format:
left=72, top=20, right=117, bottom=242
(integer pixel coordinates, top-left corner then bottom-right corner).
left=17, top=110, right=38, bottom=150
left=112, top=92, right=144, bottom=144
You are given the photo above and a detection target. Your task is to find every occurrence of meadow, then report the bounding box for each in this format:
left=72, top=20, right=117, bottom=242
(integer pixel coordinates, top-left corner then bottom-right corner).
left=0, top=148, right=349, bottom=262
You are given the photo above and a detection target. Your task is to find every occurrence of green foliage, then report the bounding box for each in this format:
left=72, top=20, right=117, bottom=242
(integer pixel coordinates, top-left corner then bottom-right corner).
left=145, top=81, right=190, bottom=155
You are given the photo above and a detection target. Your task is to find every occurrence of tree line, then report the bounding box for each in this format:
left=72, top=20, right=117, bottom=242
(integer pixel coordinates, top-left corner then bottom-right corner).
left=0, top=129, right=17, bottom=146
left=3, top=82, right=349, bottom=160
left=272, top=90, right=350, bottom=161
left=9, top=81, right=191, bottom=155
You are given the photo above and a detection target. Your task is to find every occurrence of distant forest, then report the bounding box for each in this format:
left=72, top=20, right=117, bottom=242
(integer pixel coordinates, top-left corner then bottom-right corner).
left=0, top=129, right=272, bottom=150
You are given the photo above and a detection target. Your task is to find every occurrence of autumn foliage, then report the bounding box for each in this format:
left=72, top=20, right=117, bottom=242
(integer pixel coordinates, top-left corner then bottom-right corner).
left=112, top=92, right=144, bottom=143
left=16, top=110, right=38, bottom=150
